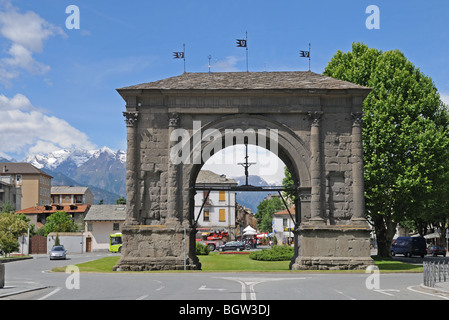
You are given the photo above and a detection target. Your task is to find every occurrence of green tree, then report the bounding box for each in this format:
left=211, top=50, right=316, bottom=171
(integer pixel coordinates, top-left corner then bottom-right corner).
left=44, top=211, right=78, bottom=236
left=116, top=196, right=126, bottom=204
left=282, top=166, right=295, bottom=203
left=324, top=42, right=449, bottom=257
left=0, top=212, right=29, bottom=256
left=1, top=201, right=15, bottom=214
left=256, top=196, right=284, bottom=232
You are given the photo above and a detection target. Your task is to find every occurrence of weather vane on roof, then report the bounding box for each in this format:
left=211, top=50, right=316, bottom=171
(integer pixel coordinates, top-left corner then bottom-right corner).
left=236, top=31, right=249, bottom=72
left=173, top=43, right=186, bottom=73
left=299, top=43, right=311, bottom=71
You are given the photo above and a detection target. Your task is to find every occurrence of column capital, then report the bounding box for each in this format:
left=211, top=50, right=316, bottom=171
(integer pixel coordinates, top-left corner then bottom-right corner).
left=123, top=111, right=139, bottom=127
left=351, top=112, right=364, bottom=127
left=168, top=112, right=180, bottom=128
left=308, top=111, right=323, bottom=127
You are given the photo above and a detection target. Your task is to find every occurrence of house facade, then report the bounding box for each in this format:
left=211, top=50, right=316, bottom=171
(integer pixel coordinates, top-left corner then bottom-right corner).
left=0, top=163, right=52, bottom=209
left=84, top=204, right=126, bottom=252
left=194, top=170, right=237, bottom=232
left=51, top=186, right=94, bottom=205
left=0, top=175, right=21, bottom=211
left=16, top=204, right=90, bottom=229
left=272, top=206, right=295, bottom=245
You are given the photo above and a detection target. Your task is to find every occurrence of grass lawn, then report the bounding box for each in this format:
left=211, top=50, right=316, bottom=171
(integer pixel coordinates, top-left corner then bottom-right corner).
left=51, top=253, right=423, bottom=273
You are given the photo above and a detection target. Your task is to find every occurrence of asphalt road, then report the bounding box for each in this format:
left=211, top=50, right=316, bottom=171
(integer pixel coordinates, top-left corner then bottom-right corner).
left=1, top=252, right=449, bottom=302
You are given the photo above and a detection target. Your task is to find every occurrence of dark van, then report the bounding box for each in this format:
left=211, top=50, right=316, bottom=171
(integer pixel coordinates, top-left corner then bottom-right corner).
left=391, top=236, right=426, bottom=258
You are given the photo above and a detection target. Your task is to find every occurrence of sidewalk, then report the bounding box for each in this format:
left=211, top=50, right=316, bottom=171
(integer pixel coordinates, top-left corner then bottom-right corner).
left=0, top=284, right=49, bottom=298
left=0, top=255, right=48, bottom=298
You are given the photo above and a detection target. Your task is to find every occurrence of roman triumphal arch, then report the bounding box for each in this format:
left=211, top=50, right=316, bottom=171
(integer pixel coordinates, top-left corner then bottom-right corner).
left=114, top=71, right=373, bottom=271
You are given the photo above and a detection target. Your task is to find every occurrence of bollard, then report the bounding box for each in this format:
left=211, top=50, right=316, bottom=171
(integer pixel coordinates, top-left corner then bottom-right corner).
left=0, top=262, right=4, bottom=288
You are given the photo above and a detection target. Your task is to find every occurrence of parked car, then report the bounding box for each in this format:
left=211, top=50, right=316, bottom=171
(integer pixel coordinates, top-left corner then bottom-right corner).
left=49, top=245, right=67, bottom=260
left=427, top=245, right=447, bottom=257
left=217, top=241, right=246, bottom=252
left=391, top=236, right=427, bottom=258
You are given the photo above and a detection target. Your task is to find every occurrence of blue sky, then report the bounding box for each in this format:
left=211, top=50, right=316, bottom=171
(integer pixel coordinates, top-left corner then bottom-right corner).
left=0, top=0, right=448, bottom=182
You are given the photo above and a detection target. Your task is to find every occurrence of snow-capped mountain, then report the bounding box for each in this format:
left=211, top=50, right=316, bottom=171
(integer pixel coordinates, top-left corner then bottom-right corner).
left=26, top=147, right=125, bottom=171
left=25, top=147, right=126, bottom=203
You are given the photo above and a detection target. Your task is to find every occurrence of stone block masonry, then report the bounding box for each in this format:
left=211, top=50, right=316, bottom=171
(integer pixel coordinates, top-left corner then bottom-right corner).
left=115, top=71, right=373, bottom=271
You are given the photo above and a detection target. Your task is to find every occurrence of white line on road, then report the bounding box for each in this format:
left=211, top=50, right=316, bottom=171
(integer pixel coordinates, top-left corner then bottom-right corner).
left=333, top=289, right=357, bottom=300
left=38, top=287, right=62, bottom=300
left=407, top=285, right=449, bottom=300
left=220, top=277, right=308, bottom=300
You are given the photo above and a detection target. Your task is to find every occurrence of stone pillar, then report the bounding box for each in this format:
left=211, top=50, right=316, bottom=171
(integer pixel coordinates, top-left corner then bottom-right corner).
left=350, top=112, right=366, bottom=225
left=166, top=112, right=181, bottom=225
left=308, top=111, right=325, bottom=225
left=123, top=111, right=139, bottom=225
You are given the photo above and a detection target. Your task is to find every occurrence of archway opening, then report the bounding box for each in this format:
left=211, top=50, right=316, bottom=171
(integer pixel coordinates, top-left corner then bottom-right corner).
left=191, top=142, right=299, bottom=266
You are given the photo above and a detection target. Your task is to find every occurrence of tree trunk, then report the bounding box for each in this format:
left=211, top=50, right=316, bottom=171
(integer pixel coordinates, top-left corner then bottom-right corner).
left=373, top=214, right=397, bottom=258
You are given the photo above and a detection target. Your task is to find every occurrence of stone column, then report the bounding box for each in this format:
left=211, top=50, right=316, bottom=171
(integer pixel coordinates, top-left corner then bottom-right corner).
left=350, top=112, right=366, bottom=225
left=166, top=112, right=181, bottom=225
left=308, top=111, right=325, bottom=225
left=123, top=111, right=139, bottom=225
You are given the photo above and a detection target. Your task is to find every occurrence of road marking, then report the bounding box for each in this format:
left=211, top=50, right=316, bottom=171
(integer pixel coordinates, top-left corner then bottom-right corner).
left=407, top=285, right=449, bottom=300
left=136, top=295, right=148, bottom=300
left=38, top=287, right=61, bottom=300
left=333, top=289, right=357, bottom=300
left=220, top=277, right=307, bottom=300
left=198, top=285, right=226, bottom=292
left=373, top=289, right=400, bottom=296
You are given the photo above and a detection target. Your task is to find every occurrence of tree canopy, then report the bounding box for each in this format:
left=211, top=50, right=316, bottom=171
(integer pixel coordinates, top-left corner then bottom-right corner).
left=0, top=212, right=29, bottom=256
left=256, top=196, right=285, bottom=232
left=44, top=211, right=79, bottom=236
left=324, top=42, right=449, bottom=257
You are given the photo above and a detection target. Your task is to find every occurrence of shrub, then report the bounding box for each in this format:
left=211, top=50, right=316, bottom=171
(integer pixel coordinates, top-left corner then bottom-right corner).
left=249, top=245, right=294, bottom=261
left=196, top=242, right=210, bottom=255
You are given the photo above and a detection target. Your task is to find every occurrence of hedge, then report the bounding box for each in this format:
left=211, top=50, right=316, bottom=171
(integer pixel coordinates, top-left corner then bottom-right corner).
left=249, top=245, right=294, bottom=261
left=196, top=242, right=210, bottom=255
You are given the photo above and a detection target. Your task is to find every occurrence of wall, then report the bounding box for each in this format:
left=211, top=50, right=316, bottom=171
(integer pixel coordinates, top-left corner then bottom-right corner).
left=47, top=232, right=84, bottom=253
left=194, top=189, right=236, bottom=229
left=85, top=221, right=123, bottom=251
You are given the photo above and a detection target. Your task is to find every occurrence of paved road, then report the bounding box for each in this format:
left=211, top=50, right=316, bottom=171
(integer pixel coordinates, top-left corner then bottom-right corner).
left=1, top=252, right=449, bottom=301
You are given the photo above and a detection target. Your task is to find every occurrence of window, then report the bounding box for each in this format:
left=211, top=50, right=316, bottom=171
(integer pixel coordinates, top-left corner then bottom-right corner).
left=203, top=191, right=210, bottom=205
left=16, top=175, right=22, bottom=184
left=203, top=210, right=210, bottom=222
left=113, top=223, right=120, bottom=231
left=219, top=209, right=226, bottom=222
left=87, top=223, right=93, bottom=231
left=219, top=191, right=225, bottom=201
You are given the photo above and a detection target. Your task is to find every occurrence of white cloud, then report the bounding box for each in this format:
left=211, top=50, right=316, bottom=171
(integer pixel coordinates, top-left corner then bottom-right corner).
left=440, top=92, right=449, bottom=106
left=210, top=56, right=243, bottom=72
left=0, top=1, right=66, bottom=84
left=202, top=145, right=285, bottom=185
left=0, top=94, right=96, bottom=158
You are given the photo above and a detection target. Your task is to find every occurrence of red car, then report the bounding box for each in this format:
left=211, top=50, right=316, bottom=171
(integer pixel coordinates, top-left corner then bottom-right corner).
left=427, top=245, right=447, bottom=257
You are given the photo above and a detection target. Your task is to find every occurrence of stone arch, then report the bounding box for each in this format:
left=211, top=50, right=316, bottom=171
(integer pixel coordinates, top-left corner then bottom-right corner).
left=114, top=71, right=374, bottom=271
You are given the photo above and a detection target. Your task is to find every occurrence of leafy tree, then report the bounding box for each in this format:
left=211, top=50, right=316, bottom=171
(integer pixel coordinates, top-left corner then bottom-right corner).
left=116, top=196, right=126, bottom=204
left=0, top=212, right=29, bottom=256
left=1, top=201, right=15, bottom=214
left=282, top=166, right=295, bottom=203
left=256, top=196, right=284, bottom=232
left=44, top=211, right=78, bottom=236
left=324, top=42, right=449, bottom=257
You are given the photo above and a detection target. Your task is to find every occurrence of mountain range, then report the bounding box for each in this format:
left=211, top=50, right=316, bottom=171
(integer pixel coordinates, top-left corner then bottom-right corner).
left=3, top=147, right=277, bottom=210
left=25, top=147, right=126, bottom=204
left=232, top=175, right=276, bottom=213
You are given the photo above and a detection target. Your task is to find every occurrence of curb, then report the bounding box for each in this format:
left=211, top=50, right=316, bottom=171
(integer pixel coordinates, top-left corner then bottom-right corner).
left=0, top=286, right=49, bottom=298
